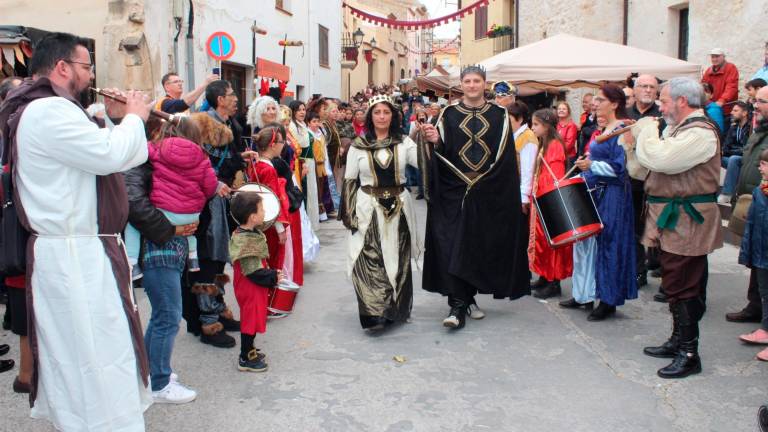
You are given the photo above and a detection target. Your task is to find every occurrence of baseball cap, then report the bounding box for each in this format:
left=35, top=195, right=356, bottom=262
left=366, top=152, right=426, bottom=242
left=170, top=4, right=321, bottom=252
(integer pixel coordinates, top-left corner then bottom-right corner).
left=710, top=48, right=725, bottom=56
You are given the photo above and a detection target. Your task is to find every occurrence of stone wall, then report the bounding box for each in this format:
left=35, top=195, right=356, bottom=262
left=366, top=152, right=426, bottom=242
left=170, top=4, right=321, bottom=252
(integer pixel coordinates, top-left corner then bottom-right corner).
left=515, top=0, right=768, bottom=110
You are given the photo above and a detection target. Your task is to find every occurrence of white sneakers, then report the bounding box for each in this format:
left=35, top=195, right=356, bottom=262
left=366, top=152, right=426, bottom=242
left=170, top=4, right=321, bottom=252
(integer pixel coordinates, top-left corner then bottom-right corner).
left=152, top=380, right=197, bottom=404
left=467, top=303, right=486, bottom=320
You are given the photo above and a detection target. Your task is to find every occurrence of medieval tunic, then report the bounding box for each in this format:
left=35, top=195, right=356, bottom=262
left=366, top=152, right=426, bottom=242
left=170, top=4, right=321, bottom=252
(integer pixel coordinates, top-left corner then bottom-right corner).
left=634, top=111, right=723, bottom=302
left=340, top=136, right=420, bottom=328
left=423, top=102, right=530, bottom=301
left=14, top=94, right=150, bottom=430
left=290, top=121, right=320, bottom=230
left=571, top=126, right=637, bottom=306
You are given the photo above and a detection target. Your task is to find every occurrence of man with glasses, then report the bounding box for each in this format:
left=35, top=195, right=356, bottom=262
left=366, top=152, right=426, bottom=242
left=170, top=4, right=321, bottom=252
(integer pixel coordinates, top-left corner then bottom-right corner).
left=0, top=32, right=151, bottom=430
left=627, top=75, right=666, bottom=295
left=727, top=86, right=768, bottom=324
left=157, top=72, right=219, bottom=114
left=182, top=79, right=244, bottom=348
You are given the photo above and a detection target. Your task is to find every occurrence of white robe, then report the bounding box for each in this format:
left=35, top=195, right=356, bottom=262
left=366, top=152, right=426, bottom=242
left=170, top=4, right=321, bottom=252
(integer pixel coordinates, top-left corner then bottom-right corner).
left=16, top=97, right=150, bottom=432
left=344, top=137, right=422, bottom=289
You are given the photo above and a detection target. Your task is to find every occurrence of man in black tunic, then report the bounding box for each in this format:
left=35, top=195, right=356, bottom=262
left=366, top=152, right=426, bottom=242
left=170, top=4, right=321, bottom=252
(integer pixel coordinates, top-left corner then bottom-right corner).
left=420, top=66, right=530, bottom=330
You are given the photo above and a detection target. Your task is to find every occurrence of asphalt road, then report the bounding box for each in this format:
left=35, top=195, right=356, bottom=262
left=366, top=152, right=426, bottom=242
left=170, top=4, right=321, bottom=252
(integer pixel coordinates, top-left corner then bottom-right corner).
left=1, top=197, right=765, bottom=431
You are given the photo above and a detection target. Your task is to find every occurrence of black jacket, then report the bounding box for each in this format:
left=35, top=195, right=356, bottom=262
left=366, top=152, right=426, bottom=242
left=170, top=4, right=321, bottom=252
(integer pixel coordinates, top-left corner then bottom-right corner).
left=125, top=162, right=175, bottom=245
left=722, top=121, right=751, bottom=157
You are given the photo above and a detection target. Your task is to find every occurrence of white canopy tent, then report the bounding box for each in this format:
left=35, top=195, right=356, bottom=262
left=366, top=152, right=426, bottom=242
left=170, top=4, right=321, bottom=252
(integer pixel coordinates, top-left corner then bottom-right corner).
left=448, top=33, right=702, bottom=88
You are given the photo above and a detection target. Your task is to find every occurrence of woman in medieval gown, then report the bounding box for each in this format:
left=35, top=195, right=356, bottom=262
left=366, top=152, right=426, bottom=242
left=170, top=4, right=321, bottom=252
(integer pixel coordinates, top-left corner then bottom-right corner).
left=339, top=95, right=420, bottom=331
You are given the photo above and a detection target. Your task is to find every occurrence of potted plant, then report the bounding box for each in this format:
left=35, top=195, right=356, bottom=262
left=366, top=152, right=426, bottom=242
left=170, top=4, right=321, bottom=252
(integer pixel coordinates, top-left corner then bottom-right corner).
left=485, top=24, right=513, bottom=38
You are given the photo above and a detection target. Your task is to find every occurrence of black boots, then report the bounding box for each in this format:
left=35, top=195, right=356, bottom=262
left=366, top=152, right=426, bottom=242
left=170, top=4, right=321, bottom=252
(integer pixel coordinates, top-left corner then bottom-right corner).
left=656, top=298, right=703, bottom=379
left=587, top=302, right=616, bottom=321
left=530, top=276, right=548, bottom=291
left=643, top=303, right=680, bottom=358
left=443, top=297, right=468, bottom=330
left=533, top=280, right=561, bottom=299
left=558, top=297, right=594, bottom=311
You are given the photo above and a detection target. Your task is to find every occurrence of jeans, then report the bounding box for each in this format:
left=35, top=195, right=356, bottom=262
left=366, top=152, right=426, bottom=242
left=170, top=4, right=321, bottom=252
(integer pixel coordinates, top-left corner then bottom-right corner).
left=757, top=268, right=768, bottom=331
left=125, top=210, right=199, bottom=264
left=721, top=155, right=743, bottom=195
left=143, top=266, right=184, bottom=391
left=198, top=289, right=226, bottom=325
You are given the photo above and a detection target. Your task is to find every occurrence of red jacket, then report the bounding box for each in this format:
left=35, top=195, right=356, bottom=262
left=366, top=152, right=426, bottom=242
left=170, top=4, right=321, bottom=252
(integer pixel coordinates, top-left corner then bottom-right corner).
left=702, top=62, right=739, bottom=116
left=557, top=121, right=578, bottom=159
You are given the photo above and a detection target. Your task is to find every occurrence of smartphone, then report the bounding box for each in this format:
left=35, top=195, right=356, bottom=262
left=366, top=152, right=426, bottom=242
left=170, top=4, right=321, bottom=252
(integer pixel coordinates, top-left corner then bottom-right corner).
left=212, top=67, right=220, bottom=75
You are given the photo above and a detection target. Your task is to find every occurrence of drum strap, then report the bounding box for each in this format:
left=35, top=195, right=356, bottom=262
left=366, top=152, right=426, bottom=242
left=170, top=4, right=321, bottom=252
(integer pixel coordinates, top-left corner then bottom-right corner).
left=646, top=194, right=716, bottom=230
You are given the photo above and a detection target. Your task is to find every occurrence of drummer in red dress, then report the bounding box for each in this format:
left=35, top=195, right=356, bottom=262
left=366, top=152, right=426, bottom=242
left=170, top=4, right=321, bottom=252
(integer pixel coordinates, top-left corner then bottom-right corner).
left=529, top=108, right=574, bottom=298
left=249, top=125, right=291, bottom=276
left=229, top=192, right=282, bottom=372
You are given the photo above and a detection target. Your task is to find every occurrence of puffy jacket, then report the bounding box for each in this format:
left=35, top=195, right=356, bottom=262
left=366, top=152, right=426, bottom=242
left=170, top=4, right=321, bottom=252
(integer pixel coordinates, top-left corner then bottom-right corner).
left=125, top=162, right=175, bottom=245
left=739, top=188, right=768, bottom=270
left=149, top=137, right=219, bottom=214
left=736, top=121, right=768, bottom=197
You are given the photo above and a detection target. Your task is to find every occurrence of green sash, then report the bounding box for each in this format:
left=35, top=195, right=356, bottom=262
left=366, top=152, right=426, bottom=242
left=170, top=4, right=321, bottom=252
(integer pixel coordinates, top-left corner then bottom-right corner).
left=646, top=194, right=716, bottom=230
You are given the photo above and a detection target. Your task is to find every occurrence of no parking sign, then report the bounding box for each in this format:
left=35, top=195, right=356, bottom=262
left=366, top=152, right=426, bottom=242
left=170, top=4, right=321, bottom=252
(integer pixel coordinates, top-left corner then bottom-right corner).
left=206, top=31, right=236, bottom=61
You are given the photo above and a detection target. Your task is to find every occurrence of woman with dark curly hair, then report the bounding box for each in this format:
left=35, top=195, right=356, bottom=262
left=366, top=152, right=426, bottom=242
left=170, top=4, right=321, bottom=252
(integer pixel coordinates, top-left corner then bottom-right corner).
left=339, top=95, right=420, bottom=331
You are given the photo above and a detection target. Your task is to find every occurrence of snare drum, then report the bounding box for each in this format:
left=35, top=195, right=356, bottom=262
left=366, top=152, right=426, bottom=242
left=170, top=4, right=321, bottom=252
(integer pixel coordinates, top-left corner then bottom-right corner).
left=534, top=177, right=603, bottom=248
left=267, top=279, right=301, bottom=314
left=235, top=183, right=281, bottom=229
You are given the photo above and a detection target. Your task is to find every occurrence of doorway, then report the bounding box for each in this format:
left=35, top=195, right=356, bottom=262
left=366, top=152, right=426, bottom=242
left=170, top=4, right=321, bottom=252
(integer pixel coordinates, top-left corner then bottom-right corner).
left=222, top=62, right=247, bottom=114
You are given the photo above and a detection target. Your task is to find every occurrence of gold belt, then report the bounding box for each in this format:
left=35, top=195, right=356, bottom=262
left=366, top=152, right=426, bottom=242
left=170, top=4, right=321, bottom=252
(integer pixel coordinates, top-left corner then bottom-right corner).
left=361, top=185, right=405, bottom=199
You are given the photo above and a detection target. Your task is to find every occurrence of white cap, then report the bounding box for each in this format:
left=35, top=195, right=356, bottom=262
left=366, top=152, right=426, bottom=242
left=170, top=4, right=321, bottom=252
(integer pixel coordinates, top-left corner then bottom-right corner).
left=710, top=48, right=725, bottom=56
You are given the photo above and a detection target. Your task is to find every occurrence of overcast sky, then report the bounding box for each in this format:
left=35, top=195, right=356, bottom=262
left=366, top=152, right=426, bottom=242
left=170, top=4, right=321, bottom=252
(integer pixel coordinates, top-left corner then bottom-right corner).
left=420, top=0, right=460, bottom=39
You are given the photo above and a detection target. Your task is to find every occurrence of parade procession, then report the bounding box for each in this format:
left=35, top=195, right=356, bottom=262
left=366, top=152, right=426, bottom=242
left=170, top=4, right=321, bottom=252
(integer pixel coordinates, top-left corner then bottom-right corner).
left=3, top=1, right=768, bottom=431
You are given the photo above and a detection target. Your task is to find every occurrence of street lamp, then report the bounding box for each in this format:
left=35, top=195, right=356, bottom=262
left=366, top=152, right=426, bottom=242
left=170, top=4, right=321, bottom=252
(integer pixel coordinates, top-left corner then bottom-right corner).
left=352, top=28, right=364, bottom=48
left=370, top=37, right=377, bottom=49
left=342, top=28, right=366, bottom=99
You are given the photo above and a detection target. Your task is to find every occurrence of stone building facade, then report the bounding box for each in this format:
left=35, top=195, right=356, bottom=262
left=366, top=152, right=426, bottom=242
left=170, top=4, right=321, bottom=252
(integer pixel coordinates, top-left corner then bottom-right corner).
left=2, top=0, right=342, bottom=108
left=460, top=0, right=768, bottom=101
left=341, top=0, right=430, bottom=100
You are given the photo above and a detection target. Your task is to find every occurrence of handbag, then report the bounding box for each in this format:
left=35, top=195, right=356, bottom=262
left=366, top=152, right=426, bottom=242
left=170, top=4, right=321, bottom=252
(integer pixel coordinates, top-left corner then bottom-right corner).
left=728, top=193, right=753, bottom=237
left=0, top=170, right=30, bottom=275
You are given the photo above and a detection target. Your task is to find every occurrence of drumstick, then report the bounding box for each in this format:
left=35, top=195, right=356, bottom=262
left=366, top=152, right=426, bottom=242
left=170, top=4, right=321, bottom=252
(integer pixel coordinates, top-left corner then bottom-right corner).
left=561, top=153, right=589, bottom=181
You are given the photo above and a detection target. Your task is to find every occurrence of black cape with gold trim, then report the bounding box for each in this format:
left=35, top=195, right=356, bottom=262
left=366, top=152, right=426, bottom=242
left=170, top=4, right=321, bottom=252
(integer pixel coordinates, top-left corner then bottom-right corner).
left=422, top=102, right=530, bottom=300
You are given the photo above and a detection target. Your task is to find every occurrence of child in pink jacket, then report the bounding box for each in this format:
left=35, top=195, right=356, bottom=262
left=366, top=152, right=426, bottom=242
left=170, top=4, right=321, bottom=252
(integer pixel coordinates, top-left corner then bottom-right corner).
left=126, top=133, right=219, bottom=279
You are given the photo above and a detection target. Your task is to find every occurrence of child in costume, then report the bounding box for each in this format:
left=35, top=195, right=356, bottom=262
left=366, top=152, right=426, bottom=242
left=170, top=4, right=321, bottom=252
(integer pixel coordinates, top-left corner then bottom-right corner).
left=125, top=118, right=220, bottom=279
left=229, top=191, right=282, bottom=372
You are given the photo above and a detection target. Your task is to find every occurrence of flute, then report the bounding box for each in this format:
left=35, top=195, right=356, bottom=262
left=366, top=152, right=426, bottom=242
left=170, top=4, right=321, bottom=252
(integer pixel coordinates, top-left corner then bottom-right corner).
left=594, top=116, right=662, bottom=143
left=90, top=87, right=181, bottom=125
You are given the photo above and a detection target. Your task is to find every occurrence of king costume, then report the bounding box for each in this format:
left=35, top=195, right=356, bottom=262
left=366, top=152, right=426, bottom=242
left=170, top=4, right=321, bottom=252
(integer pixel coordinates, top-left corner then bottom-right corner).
left=422, top=100, right=530, bottom=318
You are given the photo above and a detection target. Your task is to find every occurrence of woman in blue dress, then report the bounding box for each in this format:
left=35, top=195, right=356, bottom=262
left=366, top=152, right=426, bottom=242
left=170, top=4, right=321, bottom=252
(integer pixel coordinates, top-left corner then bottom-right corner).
left=560, top=84, right=638, bottom=321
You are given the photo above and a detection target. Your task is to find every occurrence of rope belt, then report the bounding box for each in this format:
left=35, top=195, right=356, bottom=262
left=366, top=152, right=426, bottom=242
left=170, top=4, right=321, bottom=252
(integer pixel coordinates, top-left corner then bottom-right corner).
left=646, top=194, right=716, bottom=230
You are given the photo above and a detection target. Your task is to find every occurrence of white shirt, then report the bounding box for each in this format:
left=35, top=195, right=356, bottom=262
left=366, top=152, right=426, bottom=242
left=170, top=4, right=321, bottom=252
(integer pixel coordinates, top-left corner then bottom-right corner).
left=514, top=124, right=538, bottom=204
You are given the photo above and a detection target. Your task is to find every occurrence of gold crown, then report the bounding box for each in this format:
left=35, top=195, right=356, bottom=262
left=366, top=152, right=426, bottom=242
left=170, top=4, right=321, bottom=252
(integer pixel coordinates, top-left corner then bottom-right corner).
left=368, top=94, right=394, bottom=109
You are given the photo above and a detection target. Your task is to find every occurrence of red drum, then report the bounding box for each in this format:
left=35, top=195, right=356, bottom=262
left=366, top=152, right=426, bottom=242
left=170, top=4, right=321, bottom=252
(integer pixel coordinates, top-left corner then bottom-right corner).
left=533, top=176, right=603, bottom=248
left=267, top=280, right=301, bottom=314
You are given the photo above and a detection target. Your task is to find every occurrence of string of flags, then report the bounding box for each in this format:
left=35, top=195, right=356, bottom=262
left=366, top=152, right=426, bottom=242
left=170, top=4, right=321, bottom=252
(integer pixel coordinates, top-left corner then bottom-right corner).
left=342, top=0, right=492, bottom=30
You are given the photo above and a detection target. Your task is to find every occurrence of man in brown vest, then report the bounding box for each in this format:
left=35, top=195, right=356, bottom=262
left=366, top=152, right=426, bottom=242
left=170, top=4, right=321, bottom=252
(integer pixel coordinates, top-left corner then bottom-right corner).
left=627, top=77, right=723, bottom=379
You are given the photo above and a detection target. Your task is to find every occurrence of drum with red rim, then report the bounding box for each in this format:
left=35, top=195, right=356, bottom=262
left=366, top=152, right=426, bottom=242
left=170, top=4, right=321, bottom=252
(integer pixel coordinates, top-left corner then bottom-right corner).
left=267, top=279, right=300, bottom=314
left=534, top=176, right=603, bottom=248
